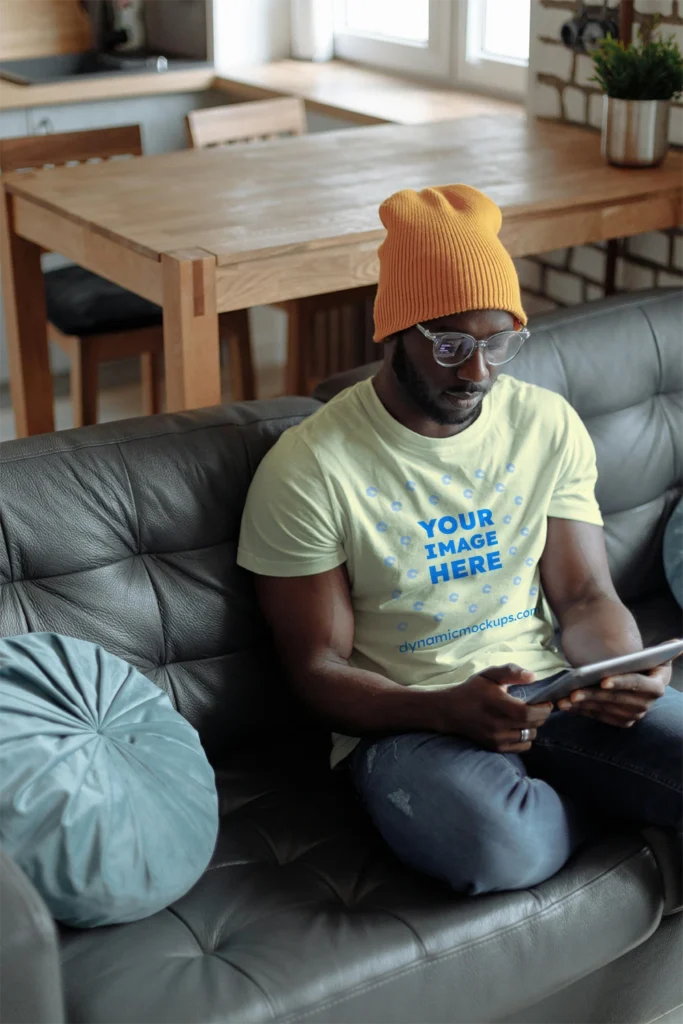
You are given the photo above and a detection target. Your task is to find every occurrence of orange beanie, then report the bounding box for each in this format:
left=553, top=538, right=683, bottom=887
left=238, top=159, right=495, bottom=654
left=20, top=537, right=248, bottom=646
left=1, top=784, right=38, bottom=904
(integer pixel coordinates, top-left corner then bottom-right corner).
left=373, top=183, right=526, bottom=342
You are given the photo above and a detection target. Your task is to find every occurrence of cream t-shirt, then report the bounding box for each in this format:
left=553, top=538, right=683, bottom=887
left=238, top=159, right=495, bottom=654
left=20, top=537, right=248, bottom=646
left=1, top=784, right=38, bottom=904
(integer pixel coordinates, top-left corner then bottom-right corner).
left=237, top=375, right=603, bottom=766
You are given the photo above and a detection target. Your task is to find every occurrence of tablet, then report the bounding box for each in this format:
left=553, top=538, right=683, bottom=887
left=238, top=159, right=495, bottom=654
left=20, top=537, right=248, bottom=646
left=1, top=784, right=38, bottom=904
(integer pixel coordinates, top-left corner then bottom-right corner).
left=525, top=638, right=683, bottom=705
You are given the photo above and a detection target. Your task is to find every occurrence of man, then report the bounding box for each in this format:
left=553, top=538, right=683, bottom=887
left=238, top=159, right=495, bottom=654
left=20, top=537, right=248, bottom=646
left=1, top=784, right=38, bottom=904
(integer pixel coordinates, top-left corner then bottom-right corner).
left=238, top=184, right=682, bottom=895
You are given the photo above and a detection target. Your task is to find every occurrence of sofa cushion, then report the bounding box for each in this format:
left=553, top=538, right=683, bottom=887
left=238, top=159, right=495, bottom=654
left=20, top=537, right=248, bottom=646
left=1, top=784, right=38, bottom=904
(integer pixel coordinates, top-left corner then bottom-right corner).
left=0, top=632, right=219, bottom=928
left=44, top=266, right=161, bottom=337
left=0, top=400, right=322, bottom=762
left=57, top=755, right=663, bottom=1024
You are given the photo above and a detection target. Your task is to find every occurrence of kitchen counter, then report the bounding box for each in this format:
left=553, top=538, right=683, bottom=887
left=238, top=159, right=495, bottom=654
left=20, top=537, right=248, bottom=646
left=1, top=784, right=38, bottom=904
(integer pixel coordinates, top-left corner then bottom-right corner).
left=0, top=65, right=216, bottom=110
left=0, top=59, right=522, bottom=126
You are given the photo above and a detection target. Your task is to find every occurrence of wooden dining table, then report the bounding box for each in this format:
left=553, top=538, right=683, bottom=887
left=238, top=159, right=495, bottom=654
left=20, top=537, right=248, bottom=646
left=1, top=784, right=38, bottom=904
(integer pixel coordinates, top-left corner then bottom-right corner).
left=2, top=114, right=682, bottom=436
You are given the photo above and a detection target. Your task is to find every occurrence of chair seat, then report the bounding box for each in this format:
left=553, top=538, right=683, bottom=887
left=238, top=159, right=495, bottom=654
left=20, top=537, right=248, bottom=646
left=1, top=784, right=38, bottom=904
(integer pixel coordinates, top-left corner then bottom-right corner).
left=44, top=266, right=161, bottom=338
left=58, top=752, right=663, bottom=1024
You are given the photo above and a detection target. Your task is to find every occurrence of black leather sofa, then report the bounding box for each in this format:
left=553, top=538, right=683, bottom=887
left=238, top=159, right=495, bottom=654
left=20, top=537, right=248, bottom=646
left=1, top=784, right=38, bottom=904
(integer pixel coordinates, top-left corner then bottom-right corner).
left=1, top=289, right=681, bottom=1024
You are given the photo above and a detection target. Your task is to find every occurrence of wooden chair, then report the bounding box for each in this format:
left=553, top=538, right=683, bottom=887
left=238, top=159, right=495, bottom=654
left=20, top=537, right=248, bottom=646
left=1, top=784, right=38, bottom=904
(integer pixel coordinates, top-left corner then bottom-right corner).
left=0, top=127, right=258, bottom=426
left=186, top=99, right=377, bottom=396
left=0, top=126, right=164, bottom=426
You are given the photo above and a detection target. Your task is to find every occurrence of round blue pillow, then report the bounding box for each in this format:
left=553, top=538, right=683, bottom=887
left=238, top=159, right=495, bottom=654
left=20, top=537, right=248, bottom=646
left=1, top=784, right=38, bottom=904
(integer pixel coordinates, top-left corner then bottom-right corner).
left=664, top=498, right=683, bottom=609
left=0, top=633, right=219, bottom=928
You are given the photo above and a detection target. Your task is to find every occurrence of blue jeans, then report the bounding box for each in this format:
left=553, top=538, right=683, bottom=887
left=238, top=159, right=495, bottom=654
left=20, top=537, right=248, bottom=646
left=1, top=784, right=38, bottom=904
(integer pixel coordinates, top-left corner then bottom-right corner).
left=349, top=682, right=683, bottom=895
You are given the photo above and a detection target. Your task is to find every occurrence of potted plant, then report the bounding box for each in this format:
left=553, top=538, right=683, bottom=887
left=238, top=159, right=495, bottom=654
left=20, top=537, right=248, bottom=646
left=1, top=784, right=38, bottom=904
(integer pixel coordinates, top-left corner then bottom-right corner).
left=591, top=18, right=683, bottom=167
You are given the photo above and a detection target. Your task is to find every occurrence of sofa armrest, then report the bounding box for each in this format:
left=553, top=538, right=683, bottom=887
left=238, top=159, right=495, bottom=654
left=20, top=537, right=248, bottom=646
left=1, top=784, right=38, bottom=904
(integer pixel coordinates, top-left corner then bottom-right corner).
left=641, top=827, right=683, bottom=916
left=0, top=846, right=65, bottom=1024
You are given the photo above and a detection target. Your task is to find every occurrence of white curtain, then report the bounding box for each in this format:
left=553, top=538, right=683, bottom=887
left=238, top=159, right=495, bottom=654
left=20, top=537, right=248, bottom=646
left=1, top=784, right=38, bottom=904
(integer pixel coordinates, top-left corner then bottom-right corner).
left=290, top=0, right=335, bottom=61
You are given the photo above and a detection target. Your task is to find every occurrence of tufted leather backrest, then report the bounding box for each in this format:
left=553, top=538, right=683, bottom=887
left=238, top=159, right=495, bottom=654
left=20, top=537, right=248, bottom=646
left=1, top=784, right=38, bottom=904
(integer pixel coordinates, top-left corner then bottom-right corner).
left=0, top=400, right=321, bottom=763
left=313, top=289, right=683, bottom=603
left=502, top=289, right=682, bottom=600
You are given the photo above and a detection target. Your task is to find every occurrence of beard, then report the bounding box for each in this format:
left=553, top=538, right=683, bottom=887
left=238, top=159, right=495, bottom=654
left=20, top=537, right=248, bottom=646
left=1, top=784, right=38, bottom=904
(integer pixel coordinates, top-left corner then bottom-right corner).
left=391, top=335, right=488, bottom=427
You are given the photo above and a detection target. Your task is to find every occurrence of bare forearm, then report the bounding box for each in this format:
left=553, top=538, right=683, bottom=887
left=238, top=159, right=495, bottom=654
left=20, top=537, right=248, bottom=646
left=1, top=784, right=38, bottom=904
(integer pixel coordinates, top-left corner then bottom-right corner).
left=560, top=595, right=642, bottom=667
left=292, top=657, right=442, bottom=735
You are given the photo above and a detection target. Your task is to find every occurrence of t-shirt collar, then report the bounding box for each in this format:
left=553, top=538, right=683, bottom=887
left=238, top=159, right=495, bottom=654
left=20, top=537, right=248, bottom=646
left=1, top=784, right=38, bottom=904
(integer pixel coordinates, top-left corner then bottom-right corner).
left=358, top=376, right=495, bottom=455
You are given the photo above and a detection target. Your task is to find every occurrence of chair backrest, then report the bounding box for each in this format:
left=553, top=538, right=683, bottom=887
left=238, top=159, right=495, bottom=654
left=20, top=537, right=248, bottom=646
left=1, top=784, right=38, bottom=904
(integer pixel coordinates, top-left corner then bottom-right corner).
left=186, top=98, right=308, bottom=149
left=0, top=125, right=143, bottom=174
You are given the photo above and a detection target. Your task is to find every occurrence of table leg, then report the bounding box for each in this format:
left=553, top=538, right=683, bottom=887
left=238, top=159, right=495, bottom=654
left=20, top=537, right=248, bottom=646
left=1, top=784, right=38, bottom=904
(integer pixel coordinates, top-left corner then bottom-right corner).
left=161, top=249, right=221, bottom=412
left=0, top=186, right=53, bottom=437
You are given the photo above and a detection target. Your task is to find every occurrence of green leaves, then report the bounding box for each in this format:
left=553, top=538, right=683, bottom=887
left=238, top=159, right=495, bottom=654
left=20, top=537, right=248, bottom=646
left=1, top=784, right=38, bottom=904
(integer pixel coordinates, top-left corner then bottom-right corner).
left=590, top=33, right=683, bottom=100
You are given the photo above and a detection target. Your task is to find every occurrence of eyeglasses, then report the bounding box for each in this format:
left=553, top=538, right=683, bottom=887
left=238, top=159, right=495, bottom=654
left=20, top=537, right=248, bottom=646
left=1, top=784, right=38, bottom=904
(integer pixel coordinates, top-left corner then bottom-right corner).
left=416, top=323, right=530, bottom=368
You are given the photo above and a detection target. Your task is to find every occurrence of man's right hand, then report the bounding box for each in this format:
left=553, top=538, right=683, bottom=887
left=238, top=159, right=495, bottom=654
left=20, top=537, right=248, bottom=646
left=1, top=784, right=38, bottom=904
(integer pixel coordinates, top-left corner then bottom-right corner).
left=430, top=664, right=553, bottom=753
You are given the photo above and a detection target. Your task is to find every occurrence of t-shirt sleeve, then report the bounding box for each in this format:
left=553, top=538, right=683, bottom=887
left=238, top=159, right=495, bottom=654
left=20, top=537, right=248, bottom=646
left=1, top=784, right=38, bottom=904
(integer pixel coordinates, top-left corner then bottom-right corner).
left=548, top=399, right=603, bottom=526
left=237, top=432, right=346, bottom=577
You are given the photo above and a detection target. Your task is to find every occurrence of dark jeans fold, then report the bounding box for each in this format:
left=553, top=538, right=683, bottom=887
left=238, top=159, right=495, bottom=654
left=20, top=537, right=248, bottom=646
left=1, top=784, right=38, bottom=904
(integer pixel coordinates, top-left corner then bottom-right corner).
left=349, top=683, right=683, bottom=895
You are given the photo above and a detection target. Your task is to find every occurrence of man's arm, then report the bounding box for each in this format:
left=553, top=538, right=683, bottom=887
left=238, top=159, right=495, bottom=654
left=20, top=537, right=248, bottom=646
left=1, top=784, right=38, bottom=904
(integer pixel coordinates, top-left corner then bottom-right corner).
left=540, top=517, right=642, bottom=664
left=540, top=517, right=670, bottom=724
left=254, top=568, right=551, bottom=752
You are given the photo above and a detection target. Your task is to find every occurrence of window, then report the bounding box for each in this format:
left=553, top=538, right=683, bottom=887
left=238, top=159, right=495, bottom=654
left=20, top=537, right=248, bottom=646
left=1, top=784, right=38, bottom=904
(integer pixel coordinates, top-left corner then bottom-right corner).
left=333, top=0, right=530, bottom=97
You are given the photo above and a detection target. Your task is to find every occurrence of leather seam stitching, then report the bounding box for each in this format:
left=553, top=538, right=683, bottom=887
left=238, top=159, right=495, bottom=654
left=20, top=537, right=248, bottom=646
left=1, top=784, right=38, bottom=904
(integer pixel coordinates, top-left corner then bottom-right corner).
left=280, top=848, right=656, bottom=1023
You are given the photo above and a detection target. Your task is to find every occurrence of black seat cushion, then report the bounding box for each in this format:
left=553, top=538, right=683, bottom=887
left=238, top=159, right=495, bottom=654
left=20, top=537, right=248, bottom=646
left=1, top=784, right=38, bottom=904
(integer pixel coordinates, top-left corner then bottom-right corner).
left=57, top=750, right=663, bottom=1024
left=44, top=266, right=161, bottom=337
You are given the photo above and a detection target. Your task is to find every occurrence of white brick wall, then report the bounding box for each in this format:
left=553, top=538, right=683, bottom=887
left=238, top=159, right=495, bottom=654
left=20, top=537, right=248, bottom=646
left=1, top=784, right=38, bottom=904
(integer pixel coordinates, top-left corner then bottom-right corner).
left=570, top=246, right=607, bottom=281
left=628, top=232, right=671, bottom=264
left=514, top=258, right=543, bottom=290
left=534, top=3, right=574, bottom=39
left=616, top=262, right=657, bottom=290
left=535, top=82, right=562, bottom=118
left=674, top=235, right=683, bottom=270
left=658, top=270, right=683, bottom=286
left=546, top=267, right=584, bottom=304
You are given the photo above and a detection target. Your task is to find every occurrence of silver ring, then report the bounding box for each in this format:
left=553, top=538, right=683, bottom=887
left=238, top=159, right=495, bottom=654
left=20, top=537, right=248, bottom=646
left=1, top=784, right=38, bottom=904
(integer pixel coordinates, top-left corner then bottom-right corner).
left=520, top=727, right=532, bottom=743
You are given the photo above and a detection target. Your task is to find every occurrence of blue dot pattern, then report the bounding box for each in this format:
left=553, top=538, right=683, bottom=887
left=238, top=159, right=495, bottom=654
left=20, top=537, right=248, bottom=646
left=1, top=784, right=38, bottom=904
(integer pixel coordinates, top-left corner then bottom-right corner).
left=434, top=612, right=444, bottom=622
left=500, top=596, right=509, bottom=604
left=400, top=536, right=412, bottom=546
left=530, top=586, right=539, bottom=597
left=514, top=496, right=523, bottom=506
left=366, top=486, right=378, bottom=497
left=384, top=556, right=396, bottom=567
left=407, top=569, right=418, bottom=579
left=405, top=481, right=417, bottom=491
left=449, top=593, right=459, bottom=602
left=475, top=469, right=486, bottom=479
left=495, top=483, right=505, bottom=493
left=506, top=463, right=515, bottom=473
left=513, top=576, right=522, bottom=585
left=442, top=475, right=452, bottom=485
left=525, top=557, right=534, bottom=567
left=429, top=495, right=440, bottom=505
left=377, top=522, right=388, bottom=532
left=520, top=526, right=530, bottom=537
left=509, top=546, right=518, bottom=556
left=413, top=601, right=424, bottom=612
left=391, top=589, right=402, bottom=599
left=397, top=622, right=408, bottom=632
left=469, top=603, right=478, bottom=614
left=391, top=501, right=402, bottom=512
left=503, top=514, right=512, bottom=525
left=482, top=584, right=492, bottom=594
left=463, top=488, right=474, bottom=499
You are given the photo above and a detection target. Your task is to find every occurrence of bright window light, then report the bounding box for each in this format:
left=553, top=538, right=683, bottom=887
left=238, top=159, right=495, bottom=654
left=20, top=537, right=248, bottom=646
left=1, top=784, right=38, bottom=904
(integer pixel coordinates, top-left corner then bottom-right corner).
left=342, top=0, right=429, bottom=44
left=480, top=0, right=530, bottom=63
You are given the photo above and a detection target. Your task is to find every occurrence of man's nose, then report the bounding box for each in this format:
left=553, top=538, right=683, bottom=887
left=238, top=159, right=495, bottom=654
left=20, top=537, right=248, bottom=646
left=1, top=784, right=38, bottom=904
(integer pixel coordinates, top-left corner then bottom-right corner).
left=456, top=347, right=489, bottom=384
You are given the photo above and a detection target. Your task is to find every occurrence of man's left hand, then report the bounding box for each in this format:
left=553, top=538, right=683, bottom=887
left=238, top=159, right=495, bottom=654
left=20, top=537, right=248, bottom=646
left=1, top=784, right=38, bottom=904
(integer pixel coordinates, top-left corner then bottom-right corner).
left=557, top=663, right=672, bottom=727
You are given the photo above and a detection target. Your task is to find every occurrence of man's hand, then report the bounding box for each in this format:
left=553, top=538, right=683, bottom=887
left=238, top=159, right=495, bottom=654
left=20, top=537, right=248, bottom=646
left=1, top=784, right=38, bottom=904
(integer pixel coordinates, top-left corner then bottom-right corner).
left=557, top=663, right=672, bottom=727
left=432, top=664, right=553, bottom=753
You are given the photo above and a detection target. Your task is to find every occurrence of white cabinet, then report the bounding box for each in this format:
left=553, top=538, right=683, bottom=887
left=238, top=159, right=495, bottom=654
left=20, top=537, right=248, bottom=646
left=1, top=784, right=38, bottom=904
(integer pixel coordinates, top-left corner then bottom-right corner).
left=26, top=89, right=225, bottom=154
